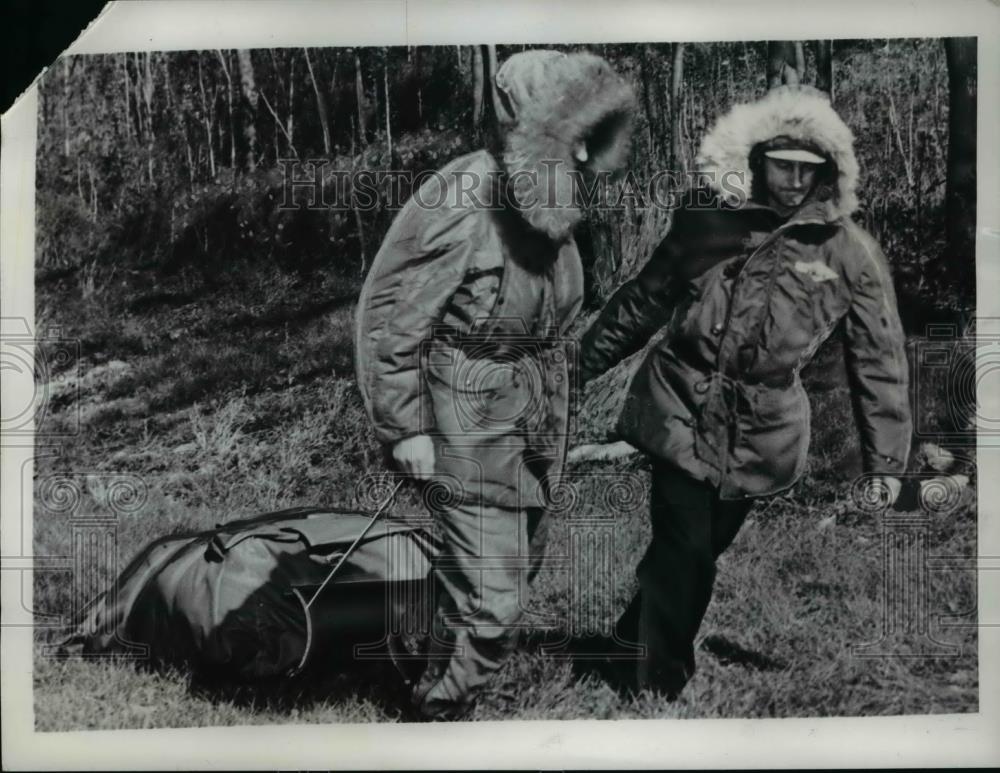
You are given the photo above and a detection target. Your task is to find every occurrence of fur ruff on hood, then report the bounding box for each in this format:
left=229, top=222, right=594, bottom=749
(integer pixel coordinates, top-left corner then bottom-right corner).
left=495, top=50, right=636, bottom=241
left=695, top=85, right=860, bottom=219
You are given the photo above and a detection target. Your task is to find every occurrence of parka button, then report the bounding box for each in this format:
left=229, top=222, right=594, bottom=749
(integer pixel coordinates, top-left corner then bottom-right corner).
left=695, top=380, right=711, bottom=394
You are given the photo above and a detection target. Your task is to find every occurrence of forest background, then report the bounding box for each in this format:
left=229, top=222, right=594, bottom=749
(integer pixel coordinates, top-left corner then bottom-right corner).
left=32, top=39, right=979, bottom=727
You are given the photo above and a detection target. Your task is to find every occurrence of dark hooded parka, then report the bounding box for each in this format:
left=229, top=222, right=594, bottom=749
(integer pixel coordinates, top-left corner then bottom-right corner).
left=580, top=85, right=912, bottom=499
left=356, top=50, right=636, bottom=508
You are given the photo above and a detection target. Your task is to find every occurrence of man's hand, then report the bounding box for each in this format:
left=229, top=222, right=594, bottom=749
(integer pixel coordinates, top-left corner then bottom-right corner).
left=869, top=475, right=903, bottom=507
left=392, top=435, right=436, bottom=480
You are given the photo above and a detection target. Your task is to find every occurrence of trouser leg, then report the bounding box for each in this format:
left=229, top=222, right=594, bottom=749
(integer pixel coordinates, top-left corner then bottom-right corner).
left=526, top=506, right=548, bottom=584
left=413, top=500, right=545, bottom=719
left=617, top=464, right=752, bottom=695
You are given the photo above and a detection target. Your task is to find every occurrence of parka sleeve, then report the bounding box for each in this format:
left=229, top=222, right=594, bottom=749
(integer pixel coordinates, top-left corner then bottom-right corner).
left=578, top=230, right=678, bottom=385
left=362, top=199, right=480, bottom=446
left=841, top=226, right=913, bottom=475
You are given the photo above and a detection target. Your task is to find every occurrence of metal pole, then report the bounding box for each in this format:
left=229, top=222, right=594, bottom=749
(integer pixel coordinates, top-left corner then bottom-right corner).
left=305, top=479, right=404, bottom=610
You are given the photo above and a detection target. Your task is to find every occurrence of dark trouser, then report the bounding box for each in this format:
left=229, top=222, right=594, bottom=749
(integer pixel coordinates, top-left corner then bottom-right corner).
left=616, top=462, right=753, bottom=695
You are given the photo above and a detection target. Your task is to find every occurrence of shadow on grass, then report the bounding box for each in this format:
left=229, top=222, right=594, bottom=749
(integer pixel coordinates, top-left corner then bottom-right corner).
left=186, top=656, right=413, bottom=720
left=700, top=634, right=786, bottom=672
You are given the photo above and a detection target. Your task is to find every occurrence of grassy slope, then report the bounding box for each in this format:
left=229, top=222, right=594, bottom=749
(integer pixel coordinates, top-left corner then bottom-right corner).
left=32, top=261, right=977, bottom=729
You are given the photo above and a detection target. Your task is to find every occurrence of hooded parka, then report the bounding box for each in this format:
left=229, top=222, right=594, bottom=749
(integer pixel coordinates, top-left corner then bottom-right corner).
left=354, top=50, right=636, bottom=718
left=356, top=50, right=636, bottom=508
left=580, top=85, right=912, bottom=499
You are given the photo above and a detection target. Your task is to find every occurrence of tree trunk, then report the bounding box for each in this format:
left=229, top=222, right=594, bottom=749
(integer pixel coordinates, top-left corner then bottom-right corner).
left=258, top=86, right=297, bottom=159
left=236, top=49, right=259, bottom=171
left=726, top=42, right=736, bottom=102
left=483, top=45, right=501, bottom=146
left=741, top=41, right=754, bottom=84
left=471, top=45, right=485, bottom=132
left=132, top=53, right=146, bottom=138
left=371, top=59, right=380, bottom=140
left=415, top=46, right=423, bottom=122
left=354, top=50, right=368, bottom=146
left=160, top=54, right=173, bottom=112
left=120, top=53, right=132, bottom=142
left=76, top=156, right=85, bottom=206
left=944, top=37, right=977, bottom=272
left=197, top=54, right=216, bottom=178
left=815, top=40, right=834, bottom=99
left=304, top=47, right=332, bottom=155
left=61, top=58, right=72, bottom=157
left=161, top=56, right=194, bottom=183
left=88, top=161, right=98, bottom=223
left=399, top=46, right=422, bottom=131
left=640, top=47, right=658, bottom=158
left=141, top=52, right=156, bottom=186
left=384, top=62, right=393, bottom=162
left=329, top=53, right=340, bottom=148
left=886, top=88, right=915, bottom=190
left=670, top=43, right=686, bottom=171
left=767, top=41, right=802, bottom=88
left=287, top=52, right=296, bottom=152
left=350, top=116, right=368, bottom=275
left=794, top=42, right=806, bottom=81
left=216, top=50, right=237, bottom=172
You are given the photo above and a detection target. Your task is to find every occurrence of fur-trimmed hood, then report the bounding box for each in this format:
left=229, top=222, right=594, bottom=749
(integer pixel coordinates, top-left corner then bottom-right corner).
left=695, top=85, right=860, bottom=219
left=495, top=50, right=636, bottom=241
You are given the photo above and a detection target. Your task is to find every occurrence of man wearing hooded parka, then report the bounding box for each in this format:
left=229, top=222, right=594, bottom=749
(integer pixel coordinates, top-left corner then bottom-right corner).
left=578, top=85, right=913, bottom=697
left=355, top=50, right=636, bottom=719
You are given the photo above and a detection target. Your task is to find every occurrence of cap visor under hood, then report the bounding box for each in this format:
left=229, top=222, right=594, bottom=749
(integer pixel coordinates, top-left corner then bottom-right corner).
left=695, top=85, right=860, bottom=218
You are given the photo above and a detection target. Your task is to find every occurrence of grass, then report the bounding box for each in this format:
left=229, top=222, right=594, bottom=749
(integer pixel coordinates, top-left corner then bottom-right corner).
left=32, top=258, right=977, bottom=729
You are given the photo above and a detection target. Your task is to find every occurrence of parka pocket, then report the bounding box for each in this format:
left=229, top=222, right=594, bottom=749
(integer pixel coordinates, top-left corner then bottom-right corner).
left=423, top=343, right=536, bottom=435
left=442, top=268, right=504, bottom=332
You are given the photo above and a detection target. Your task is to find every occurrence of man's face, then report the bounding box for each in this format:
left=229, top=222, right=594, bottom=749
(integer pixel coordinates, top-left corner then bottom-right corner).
left=763, top=157, right=820, bottom=213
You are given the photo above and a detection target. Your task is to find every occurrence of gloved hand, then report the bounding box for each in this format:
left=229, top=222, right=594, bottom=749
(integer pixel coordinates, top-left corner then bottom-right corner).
left=869, top=475, right=903, bottom=507
left=392, top=434, right=436, bottom=480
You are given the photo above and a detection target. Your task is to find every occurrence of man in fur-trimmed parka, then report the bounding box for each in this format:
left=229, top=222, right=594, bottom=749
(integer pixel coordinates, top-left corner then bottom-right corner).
left=355, top=50, right=635, bottom=719
left=578, top=85, right=912, bottom=697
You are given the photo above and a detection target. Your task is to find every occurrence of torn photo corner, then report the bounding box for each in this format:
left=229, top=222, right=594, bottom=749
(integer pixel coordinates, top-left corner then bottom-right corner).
left=2, top=0, right=999, bottom=769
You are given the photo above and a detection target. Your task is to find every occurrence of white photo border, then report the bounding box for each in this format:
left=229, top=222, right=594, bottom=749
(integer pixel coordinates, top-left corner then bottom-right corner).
left=2, top=0, right=999, bottom=768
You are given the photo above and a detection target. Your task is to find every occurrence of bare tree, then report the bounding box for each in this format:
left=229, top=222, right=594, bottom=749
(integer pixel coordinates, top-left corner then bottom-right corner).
left=471, top=45, right=485, bottom=131
left=384, top=61, right=393, bottom=161
left=257, top=50, right=299, bottom=159
left=470, top=44, right=501, bottom=142
left=236, top=50, right=259, bottom=171
left=287, top=51, right=297, bottom=151
left=640, top=45, right=660, bottom=158
left=120, top=54, right=132, bottom=142
left=349, top=115, right=368, bottom=275
left=815, top=40, right=834, bottom=98
left=304, top=48, right=332, bottom=155
left=670, top=43, right=686, bottom=171
left=399, top=46, right=423, bottom=132
left=161, top=55, right=195, bottom=183
left=196, top=53, right=217, bottom=178
left=216, top=50, right=237, bottom=171
left=794, top=42, right=806, bottom=81
left=354, top=49, right=368, bottom=146
left=60, top=57, right=74, bottom=158
left=886, top=87, right=915, bottom=190
left=484, top=45, right=502, bottom=145
left=767, top=41, right=803, bottom=87
left=943, top=37, right=977, bottom=271
left=413, top=46, right=423, bottom=124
